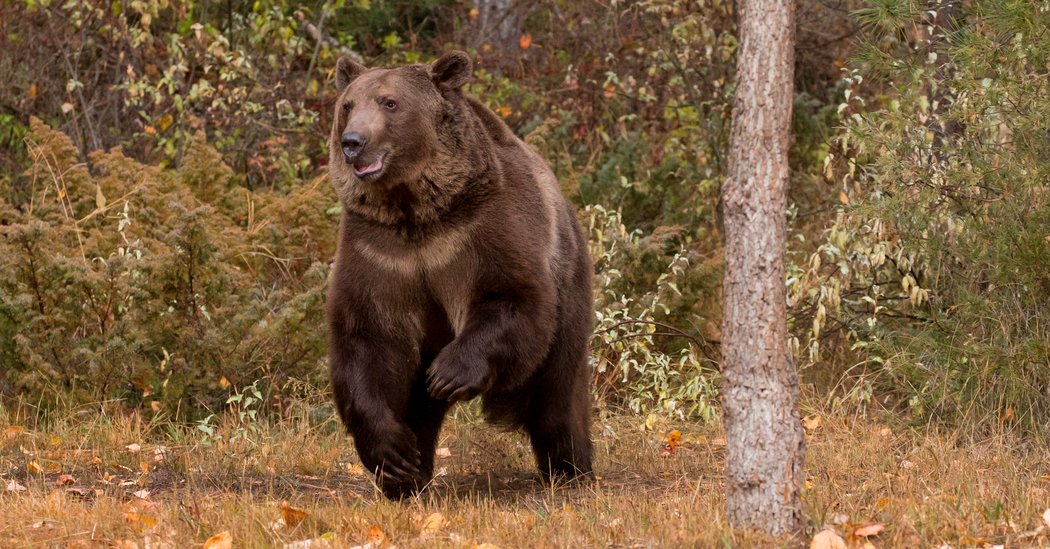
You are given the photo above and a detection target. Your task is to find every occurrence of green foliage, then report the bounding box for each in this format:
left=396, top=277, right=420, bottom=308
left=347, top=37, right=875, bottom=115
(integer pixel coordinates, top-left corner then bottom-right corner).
left=793, top=1, right=1050, bottom=428
left=0, top=119, right=336, bottom=415
left=0, top=0, right=850, bottom=423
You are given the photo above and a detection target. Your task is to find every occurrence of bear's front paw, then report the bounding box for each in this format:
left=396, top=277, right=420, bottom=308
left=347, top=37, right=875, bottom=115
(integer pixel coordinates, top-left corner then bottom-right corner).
left=366, top=428, right=422, bottom=485
left=427, top=342, right=490, bottom=402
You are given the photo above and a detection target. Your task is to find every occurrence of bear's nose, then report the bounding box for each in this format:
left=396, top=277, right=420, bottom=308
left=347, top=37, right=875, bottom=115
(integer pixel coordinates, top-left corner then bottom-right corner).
left=340, top=131, right=366, bottom=161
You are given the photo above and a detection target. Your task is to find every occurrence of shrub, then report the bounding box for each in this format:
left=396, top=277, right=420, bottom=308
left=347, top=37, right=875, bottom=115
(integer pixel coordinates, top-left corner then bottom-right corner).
left=0, top=119, right=336, bottom=415
left=792, top=1, right=1050, bottom=429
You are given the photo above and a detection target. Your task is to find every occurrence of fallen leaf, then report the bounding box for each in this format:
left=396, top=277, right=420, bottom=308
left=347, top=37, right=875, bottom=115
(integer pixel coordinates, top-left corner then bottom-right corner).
left=854, top=523, right=885, bottom=537
left=61, top=102, right=75, bottom=114
left=126, top=443, right=142, bottom=454
left=367, top=524, right=387, bottom=547
left=219, top=376, right=231, bottom=389
left=27, top=83, right=38, bottom=100
left=55, top=474, right=76, bottom=486
left=518, top=33, right=532, bottom=49
left=838, top=191, right=850, bottom=205
left=660, top=430, right=682, bottom=457
left=810, top=529, right=847, bottom=549
left=27, top=461, right=43, bottom=474
left=420, top=512, right=445, bottom=536
left=4, top=425, right=25, bottom=440
left=279, top=501, right=309, bottom=529
left=202, top=531, right=233, bottom=549
left=468, top=7, right=479, bottom=20
left=133, top=489, right=151, bottom=500
left=125, top=511, right=158, bottom=532
left=6, top=479, right=27, bottom=492
left=435, top=447, right=452, bottom=458
left=284, top=535, right=337, bottom=549
left=803, top=415, right=822, bottom=431
left=1001, top=407, right=1015, bottom=422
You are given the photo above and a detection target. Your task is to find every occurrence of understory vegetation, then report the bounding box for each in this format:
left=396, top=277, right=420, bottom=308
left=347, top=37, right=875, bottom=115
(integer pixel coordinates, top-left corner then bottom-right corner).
left=1, top=0, right=1047, bottom=447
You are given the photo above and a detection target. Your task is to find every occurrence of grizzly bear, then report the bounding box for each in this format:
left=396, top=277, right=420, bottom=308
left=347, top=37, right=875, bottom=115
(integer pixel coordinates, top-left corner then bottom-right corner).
left=326, top=51, right=594, bottom=498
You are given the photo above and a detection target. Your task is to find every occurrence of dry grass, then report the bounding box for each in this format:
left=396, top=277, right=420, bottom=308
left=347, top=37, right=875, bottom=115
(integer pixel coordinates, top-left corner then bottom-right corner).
left=1, top=398, right=1049, bottom=548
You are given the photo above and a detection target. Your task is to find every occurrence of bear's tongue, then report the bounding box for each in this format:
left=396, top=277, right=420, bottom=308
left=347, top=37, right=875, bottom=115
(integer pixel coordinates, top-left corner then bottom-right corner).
left=353, top=157, right=384, bottom=176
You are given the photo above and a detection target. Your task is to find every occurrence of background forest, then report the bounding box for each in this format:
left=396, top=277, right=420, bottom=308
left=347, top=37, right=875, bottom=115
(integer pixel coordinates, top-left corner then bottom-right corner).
left=3, top=0, right=1046, bottom=432
left=1, top=0, right=1049, bottom=546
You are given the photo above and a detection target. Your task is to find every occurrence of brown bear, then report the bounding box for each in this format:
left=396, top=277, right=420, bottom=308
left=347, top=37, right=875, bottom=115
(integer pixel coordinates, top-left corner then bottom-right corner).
left=326, top=51, right=594, bottom=498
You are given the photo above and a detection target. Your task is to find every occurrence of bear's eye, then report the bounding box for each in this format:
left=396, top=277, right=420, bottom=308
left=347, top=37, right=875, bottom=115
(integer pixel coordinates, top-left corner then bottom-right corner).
left=383, top=99, right=398, bottom=112
left=342, top=101, right=353, bottom=112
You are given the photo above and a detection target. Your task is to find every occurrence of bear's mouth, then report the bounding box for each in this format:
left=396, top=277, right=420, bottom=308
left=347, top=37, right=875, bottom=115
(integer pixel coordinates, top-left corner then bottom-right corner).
left=353, top=154, right=386, bottom=178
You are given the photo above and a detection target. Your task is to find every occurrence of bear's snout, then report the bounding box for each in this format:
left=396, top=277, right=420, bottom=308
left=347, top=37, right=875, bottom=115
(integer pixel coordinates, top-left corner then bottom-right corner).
left=341, top=131, right=366, bottom=163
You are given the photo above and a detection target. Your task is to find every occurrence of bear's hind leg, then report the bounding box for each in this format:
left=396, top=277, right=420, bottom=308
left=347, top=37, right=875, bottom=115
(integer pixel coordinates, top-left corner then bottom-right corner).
left=522, top=323, right=593, bottom=480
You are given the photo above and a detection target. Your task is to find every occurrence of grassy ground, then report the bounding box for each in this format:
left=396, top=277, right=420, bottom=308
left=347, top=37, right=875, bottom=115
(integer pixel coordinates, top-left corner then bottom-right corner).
left=1, top=397, right=1049, bottom=548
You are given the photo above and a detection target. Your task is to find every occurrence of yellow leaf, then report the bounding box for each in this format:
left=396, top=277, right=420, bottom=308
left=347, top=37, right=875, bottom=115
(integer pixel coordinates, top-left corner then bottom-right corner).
left=494, top=106, right=511, bottom=118
left=810, top=529, right=847, bottom=549
left=279, top=500, right=309, bottom=529
left=468, top=7, right=479, bottom=20
left=150, top=401, right=162, bottom=413
left=144, top=125, right=157, bottom=135
left=27, top=83, right=38, bottom=99
left=420, top=512, right=445, bottom=536
left=27, top=461, right=43, bottom=474
left=219, top=376, right=231, bottom=389
left=202, top=531, right=233, bottom=549
left=518, top=32, right=533, bottom=50
left=838, top=191, right=850, bottom=205
left=124, top=511, right=158, bottom=532
left=802, top=415, right=822, bottom=432
left=157, top=113, right=174, bottom=132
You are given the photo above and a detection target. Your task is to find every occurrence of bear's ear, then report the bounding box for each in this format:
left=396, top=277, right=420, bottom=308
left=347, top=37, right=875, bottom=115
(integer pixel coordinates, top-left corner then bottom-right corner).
left=430, top=51, right=473, bottom=92
left=336, top=56, right=366, bottom=90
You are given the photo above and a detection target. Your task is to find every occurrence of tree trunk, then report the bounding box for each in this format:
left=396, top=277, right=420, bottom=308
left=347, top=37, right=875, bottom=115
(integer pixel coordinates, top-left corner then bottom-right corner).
left=472, top=0, right=529, bottom=59
left=720, top=0, right=805, bottom=536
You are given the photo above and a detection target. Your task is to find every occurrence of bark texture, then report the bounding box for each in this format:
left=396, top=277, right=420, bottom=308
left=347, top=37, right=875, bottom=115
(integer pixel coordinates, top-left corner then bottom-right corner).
left=720, top=0, right=805, bottom=536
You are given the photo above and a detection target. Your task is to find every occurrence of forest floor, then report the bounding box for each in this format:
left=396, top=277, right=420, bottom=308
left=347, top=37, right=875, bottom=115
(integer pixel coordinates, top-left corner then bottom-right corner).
left=1, top=400, right=1049, bottom=548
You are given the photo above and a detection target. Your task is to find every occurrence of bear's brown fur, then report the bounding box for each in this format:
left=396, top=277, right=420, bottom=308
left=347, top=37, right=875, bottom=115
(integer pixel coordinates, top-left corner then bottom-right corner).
left=326, top=51, right=593, bottom=498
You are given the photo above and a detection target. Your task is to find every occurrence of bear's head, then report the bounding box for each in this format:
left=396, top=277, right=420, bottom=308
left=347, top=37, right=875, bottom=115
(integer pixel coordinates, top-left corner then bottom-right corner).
left=329, top=51, right=473, bottom=204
